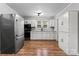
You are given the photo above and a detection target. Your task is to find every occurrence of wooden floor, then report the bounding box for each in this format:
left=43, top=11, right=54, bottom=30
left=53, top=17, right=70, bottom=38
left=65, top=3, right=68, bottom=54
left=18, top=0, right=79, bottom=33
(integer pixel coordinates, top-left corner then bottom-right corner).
left=0, top=40, right=67, bottom=56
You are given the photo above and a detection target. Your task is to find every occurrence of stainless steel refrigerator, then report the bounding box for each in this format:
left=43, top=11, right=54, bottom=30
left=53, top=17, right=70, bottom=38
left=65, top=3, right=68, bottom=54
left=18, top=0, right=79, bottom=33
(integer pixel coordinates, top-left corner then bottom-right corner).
left=0, top=14, right=24, bottom=54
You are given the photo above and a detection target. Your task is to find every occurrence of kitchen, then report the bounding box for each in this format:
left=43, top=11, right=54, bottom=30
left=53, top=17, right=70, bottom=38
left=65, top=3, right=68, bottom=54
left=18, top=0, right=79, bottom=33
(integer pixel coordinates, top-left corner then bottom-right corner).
left=0, top=3, right=79, bottom=56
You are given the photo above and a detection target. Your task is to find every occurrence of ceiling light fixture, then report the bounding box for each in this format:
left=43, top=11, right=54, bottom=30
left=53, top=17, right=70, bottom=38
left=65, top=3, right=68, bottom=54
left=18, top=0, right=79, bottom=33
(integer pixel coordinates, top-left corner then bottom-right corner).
left=37, top=12, right=41, bottom=16
left=35, top=10, right=44, bottom=16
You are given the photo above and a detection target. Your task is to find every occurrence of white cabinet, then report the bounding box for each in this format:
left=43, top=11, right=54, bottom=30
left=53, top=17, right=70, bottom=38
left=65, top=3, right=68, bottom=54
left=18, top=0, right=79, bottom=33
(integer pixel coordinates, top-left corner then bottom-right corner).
left=58, top=11, right=79, bottom=55
left=58, top=32, right=69, bottom=54
left=24, top=20, right=31, bottom=24
left=63, top=13, right=69, bottom=32
left=31, top=20, right=36, bottom=27
left=49, top=20, right=54, bottom=27
left=31, top=31, right=55, bottom=40
left=58, top=12, right=69, bottom=32
left=58, top=32, right=65, bottom=50
left=49, top=32, right=55, bottom=39
left=58, top=12, right=70, bottom=55
left=42, top=32, right=49, bottom=39
left=31, top=31, right=42, bottom=39
left=58, top=15, right=63, bottom=32
left=63, top=33, right=69, bottom=53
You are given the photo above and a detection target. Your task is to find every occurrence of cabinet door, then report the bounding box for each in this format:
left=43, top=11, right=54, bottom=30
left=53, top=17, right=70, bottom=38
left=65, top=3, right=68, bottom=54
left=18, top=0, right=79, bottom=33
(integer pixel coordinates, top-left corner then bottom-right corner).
left=31, top=20, right=36, bottom=27
left=58, top=12, right=69, bottom=32
left=36, top=21, right=42, bottom=31
left=31, top=32, right=42, bottom=40
left=63, top=32, right=69, bottom=54
left=63, top=12, right=69, bottom=32
left=42, top=32, right=49, bottom=40
left=58, top=32, right=69, bottom=54
left=49, top=32, right=55, bottom=40
left=50, top=20, right=54, bottom=27
left=58, top=32, right=65, bottom=51
left=58, top=16, right=63, bottom=32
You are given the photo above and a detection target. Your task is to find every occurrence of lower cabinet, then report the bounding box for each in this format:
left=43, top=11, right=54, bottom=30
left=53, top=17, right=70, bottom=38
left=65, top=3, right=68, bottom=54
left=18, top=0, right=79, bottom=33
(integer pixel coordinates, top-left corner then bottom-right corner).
left=58, top=32, right=69, bottom=54
left=58, top=32, right=64, bottom=50
left=31, top=31, right=56, bottom=40
left=58, top=31, right=79, bottom=55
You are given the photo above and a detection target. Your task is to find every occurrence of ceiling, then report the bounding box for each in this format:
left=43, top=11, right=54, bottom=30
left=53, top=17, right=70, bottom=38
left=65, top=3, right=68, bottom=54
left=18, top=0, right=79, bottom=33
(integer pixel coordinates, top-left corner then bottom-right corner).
left=7, top=3, right=70, bottom=17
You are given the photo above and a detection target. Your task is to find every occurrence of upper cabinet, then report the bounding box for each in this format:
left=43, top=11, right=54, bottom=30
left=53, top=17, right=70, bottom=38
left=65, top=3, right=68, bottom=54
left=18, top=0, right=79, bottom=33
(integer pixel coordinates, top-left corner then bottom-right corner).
left=24, top=20, right=36, bottom=27
left=58, top=12, right=69, bottom=32
left=24, top=19, right=55, bottom=32
left=43, top=21, right=48, bottom=28
left=37, top=20, right=48, bottom=28
left=24, top=20, right=31, bottom=24
left=37, top=21, right=41, bottom=28
left=50, top=20, right=54, bottom=27
left=36, top=20, right=49, bottom=31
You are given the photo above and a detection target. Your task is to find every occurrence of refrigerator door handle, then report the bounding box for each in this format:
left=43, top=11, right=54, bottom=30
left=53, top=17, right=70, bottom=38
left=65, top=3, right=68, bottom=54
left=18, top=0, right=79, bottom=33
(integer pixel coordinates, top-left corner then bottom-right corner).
left=16, top=35, right=18, bottom=36
left=16, top=34, right=24, bottom=38
left=16, top=39, right=17, bottom=40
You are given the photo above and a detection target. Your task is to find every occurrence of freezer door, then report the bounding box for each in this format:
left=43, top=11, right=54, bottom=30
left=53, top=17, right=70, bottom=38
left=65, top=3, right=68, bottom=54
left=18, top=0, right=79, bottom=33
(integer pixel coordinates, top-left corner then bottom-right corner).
left=15, top=35, right=24, bottom=53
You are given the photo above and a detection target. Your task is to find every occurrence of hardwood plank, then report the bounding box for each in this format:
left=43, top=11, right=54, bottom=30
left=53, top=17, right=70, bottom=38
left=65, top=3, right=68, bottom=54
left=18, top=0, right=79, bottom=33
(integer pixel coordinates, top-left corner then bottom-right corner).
left=0, top=40, right=67, bottom=56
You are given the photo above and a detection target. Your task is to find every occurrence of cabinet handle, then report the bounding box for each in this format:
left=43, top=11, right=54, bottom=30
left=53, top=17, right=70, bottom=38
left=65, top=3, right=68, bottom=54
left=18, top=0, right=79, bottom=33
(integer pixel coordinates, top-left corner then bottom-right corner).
left=61, top=21, right=63, bottom=25
left=16, top=19, right=18, bottom=21
left=61, top=38, right=63, bottom=42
